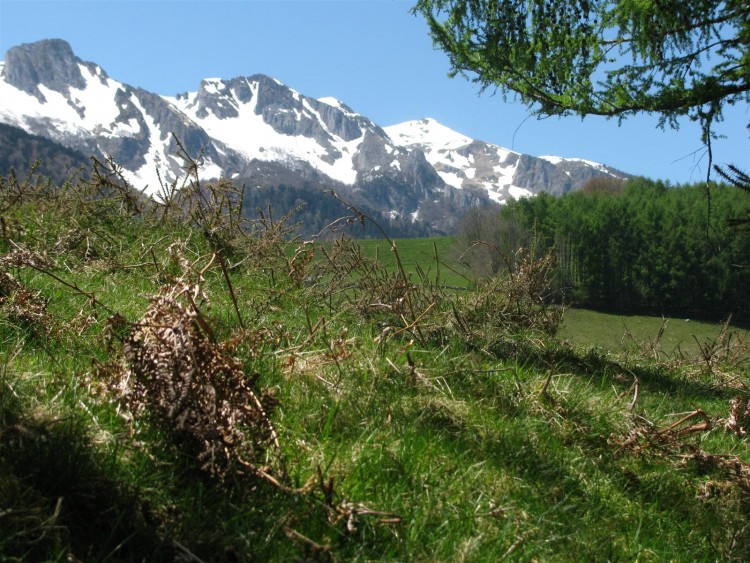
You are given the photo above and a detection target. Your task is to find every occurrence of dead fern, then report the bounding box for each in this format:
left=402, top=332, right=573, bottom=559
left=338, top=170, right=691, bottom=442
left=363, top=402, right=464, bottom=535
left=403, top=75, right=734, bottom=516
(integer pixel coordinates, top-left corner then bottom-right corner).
left=615, top=409, right=712, bottom=456
left=722, top=396, right=750, bottom=437
left=104, top=244, right=281, bottom=483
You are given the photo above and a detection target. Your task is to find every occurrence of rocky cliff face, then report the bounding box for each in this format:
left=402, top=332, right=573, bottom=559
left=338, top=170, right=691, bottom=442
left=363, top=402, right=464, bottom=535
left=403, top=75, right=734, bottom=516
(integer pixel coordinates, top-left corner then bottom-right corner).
left=0, top=39, right=628, bottom=233
left=3, top=39, right=91, bottom=101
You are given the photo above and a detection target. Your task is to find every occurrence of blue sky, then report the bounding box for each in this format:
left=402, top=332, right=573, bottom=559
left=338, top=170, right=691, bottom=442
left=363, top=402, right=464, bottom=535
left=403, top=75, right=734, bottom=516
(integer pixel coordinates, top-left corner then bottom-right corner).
left=1, top=0, right=747, bottom=183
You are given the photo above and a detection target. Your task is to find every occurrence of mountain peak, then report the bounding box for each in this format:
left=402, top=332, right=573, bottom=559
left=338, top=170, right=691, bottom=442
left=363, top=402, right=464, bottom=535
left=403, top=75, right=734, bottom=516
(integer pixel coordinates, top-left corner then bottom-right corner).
left=3, top=39, right=93, bottom=101
left=385, top=118, right=473, bottom=149
left=10, top=38, right=75, bottom=60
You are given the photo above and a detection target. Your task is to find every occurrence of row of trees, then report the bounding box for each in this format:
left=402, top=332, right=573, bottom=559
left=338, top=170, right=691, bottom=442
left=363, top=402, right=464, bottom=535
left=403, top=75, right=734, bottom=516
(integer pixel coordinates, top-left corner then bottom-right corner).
left=458, top=178, right=750, bottom=320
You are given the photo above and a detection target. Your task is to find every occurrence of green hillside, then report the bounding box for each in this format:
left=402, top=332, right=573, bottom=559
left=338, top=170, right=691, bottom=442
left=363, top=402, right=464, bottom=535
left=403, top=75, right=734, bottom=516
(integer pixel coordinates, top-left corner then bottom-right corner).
left=356, top=236, right=471, bottom=288
left=2, top=168, right=750, bottom=561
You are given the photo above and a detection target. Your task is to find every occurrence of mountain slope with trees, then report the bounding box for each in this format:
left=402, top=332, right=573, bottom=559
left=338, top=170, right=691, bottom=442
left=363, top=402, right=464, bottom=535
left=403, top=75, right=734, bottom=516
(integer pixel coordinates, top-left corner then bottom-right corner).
left=0, top=123, right=90, bottom=184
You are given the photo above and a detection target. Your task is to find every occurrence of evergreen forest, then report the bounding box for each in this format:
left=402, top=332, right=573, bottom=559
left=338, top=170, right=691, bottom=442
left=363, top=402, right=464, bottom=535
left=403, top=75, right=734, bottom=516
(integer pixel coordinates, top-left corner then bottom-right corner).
left=459, top=178, right=750, bottom=322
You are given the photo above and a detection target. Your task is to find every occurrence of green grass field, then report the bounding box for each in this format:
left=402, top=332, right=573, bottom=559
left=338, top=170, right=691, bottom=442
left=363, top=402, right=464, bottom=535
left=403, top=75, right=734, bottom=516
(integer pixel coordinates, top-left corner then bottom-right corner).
left=368, top=237, right=749, bottom=358
left=3, top=183, right=750, bottom=562
left=359, top=237, right=747, bottom=360
left=356, top=236, right=472, bottom=288
left=560, top=307, right=750, bottom=358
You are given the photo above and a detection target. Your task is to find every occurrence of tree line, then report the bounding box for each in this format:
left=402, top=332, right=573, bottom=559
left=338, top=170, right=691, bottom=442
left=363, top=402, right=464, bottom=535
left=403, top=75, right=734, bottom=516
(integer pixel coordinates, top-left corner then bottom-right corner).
left=458, top=178, right=750, bottom=321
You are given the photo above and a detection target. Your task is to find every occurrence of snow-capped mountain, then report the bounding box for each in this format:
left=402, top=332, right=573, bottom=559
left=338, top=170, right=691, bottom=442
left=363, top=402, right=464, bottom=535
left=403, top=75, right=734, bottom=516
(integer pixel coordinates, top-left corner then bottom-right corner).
left=385, top=118, right=627, bottom=203
left=0, top=39, right=246, bottom=189
left=0, top=39, right=627, bottom=232
left=386, top=118, right=531, bottom=204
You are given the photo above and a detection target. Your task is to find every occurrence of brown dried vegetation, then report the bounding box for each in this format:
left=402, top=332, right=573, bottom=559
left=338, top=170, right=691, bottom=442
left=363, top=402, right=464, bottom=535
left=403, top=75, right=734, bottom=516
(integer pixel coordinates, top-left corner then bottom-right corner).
left=6, top=146, right=750, bottom=561
left=102, top=245, right=280, bottom=482
left=0, top=251, right=54, bottom=337
left=450, top=247, right=563, bottom=339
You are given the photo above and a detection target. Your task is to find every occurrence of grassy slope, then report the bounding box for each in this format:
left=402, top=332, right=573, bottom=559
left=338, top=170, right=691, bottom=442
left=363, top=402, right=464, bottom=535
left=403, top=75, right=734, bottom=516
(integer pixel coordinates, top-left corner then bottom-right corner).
left=2, top=184, right=750, bottom=562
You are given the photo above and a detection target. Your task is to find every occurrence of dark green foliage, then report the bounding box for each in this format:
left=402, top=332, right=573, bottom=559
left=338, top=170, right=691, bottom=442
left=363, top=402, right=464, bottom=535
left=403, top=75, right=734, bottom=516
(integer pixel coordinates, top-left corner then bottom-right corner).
left=413, top=0, right=749, bottom=138
left=715, top=164, right=750, bottom=230
left=0, top=418, right=171, bottom=561
left=460, top=178, right=750, bottom=320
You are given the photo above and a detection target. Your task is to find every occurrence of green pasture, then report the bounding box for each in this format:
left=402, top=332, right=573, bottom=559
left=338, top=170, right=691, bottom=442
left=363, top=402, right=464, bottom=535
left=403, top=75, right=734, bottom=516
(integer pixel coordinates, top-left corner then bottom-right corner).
left=560, top=308, right=750, bottom=359
left=374, top=237, right=749, bottom=358
left=3, top=191, right=750, bottom=562
left=356, top=236, right=472, bottom=288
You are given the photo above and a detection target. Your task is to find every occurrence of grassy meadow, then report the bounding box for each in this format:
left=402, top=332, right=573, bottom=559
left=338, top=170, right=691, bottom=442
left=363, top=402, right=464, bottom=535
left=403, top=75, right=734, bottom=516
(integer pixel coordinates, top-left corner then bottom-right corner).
left=350, top=236, right=471, bottom=288
left=2, top=172, right=750, bottom=561
left=560, top=308, right=750, bottom=359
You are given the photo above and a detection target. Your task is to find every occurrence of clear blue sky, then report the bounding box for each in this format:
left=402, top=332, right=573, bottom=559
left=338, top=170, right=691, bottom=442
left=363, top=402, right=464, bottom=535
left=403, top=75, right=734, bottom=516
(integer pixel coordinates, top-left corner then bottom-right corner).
left=1, top=0, right=748, bottom=183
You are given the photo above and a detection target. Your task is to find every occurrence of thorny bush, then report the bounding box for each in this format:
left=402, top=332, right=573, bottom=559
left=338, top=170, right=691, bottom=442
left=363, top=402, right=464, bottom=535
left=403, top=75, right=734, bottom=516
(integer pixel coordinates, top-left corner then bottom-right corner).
left=309, top=235, right=564, bottom=347
left=450, top=247, right=563, bottom=339
left=310, top=236, right=443, bottom=343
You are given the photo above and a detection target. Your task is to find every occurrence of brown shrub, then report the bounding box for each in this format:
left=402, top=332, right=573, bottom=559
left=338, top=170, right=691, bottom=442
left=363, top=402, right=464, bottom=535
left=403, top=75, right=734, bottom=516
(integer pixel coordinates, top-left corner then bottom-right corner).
left=452, top=248, right=564, bottom=338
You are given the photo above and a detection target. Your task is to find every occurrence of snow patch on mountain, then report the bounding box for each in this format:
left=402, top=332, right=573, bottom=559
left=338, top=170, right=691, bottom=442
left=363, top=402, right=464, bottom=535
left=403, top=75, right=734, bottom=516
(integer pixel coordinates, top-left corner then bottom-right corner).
left=166, top=78, right=368, bottom=185
left=0, top=60, right=124, bottom=140
left=122, top=95, right=167, bottom=192
left=318, top=97, right=352, bottom=114
left=386, top=117, right=472, bottom=148
left=540, top=155, right=611, bottom=173
left=385, top=118, right=532, bottom=203
left=509, top=186, right=533, bottom=199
